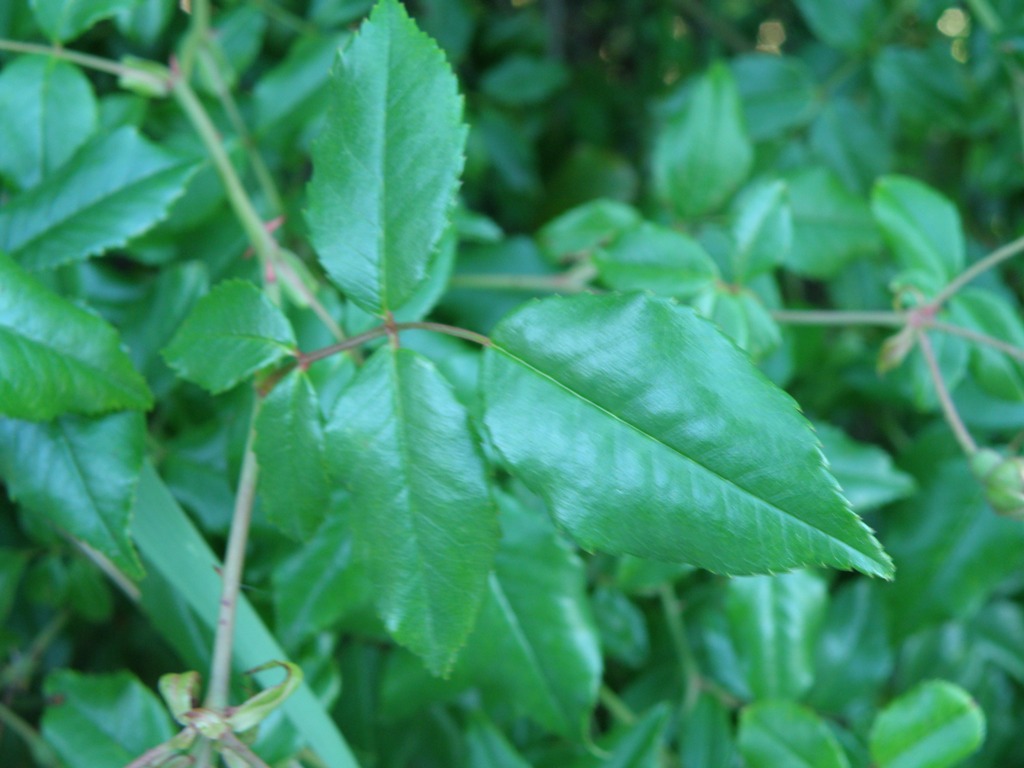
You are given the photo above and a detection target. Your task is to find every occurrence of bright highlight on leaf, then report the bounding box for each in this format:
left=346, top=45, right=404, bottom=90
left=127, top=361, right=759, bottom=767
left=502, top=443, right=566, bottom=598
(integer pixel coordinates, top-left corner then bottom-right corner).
left=163, top=280, right=297, bottom=394
left=0, top=252, right=153, bottom=420
left=482, top=293, right=894, bottom=578
left=307, top=0, right=468, bottom=316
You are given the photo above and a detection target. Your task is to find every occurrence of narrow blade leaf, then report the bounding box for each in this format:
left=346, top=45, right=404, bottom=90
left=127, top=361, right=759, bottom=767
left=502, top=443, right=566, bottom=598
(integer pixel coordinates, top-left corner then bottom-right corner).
left=325, top=347, right=498, bottom=674
left=307, top=0, right=467, bottom=315
left=162, top=280, right=297, bottom=394
left=0, top=126, right=196, bottom=270
left=0, top=252, right=153, bottom=419
left=0, top=412, right=145, bottom=578
left=481, top=293, right=893, bottom=577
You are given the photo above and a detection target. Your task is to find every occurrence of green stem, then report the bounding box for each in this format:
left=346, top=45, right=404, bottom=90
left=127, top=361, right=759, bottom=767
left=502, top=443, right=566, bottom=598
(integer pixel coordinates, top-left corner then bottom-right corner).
left=771, top=309, right=906, bottom=327
left=598, top=684, right=637, bottom=725
left=0, top=701, right=63, bottom=768
left=298, top=321, right=491, bottom=367
left=178, top=0, right=211, bottom=80
left=929, top=320, right=1024, bottom=362
left=205, top=404, right=261, bottom=711
left=931, top=232, right=1024, bottom=307
left=658, top=584, right=700, bottom=712
left=0, top=39, right=167, bottom=91
left=916, top=330, right=977, bottom=455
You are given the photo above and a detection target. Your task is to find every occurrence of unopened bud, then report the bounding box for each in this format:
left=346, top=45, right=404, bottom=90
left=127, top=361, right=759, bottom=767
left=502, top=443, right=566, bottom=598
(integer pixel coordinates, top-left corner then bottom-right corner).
left=970, top=449, right=1024, bottom=520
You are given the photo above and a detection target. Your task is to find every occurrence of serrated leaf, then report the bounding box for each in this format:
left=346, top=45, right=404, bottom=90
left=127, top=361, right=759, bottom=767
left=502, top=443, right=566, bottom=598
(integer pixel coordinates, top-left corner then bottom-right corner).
left=255, top=370, right=330, bottom=540
left=872, top=175, right=964, bottom=295
left=785, top=167, right=881, bottom=279
left=739, top=700, right=850, bottom=768
left=482, top=293, right=892, bottom=577
left=456, top=493, right=601, bottom=738
left=0, top=412, right=145, bottom=579
left=163, top=280, right=297, bottom=394
left=325, top=347, right=497, bottom=675
left=693, top=283, right=781, bottom=361
left=593, top=222, right=718, bottom=298
left=816, top=422, right=915, bottom=513
left=31, top=0, right=141, bottom=42
left=730, top=179, right=791, bottom=282
left=273, top=510, right=372, bottom=650
left=307, top=0, right=467, bottom=315
left=0, top=126, right=196, bottom=270
left=869, top=681, right=985, bottom=768
left=41, top=670, right=174, bottom=768
left=0, top=252, right=153, bottom=419
left=653, top=62, right=752, bottom=219
left=0, top=55, right=97, bottom=190
left=727, top=570, right=827, bottom=700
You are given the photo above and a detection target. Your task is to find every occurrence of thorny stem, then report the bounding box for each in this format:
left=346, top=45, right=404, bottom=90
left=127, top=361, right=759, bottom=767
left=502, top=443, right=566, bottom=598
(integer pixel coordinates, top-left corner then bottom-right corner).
left=916, top=330, right=977, bottom=455
left=298, top=321, right=492, bottom=368
left=205, top=402, right=261, bottom=712
left=658, top=584, right=701, bottom=712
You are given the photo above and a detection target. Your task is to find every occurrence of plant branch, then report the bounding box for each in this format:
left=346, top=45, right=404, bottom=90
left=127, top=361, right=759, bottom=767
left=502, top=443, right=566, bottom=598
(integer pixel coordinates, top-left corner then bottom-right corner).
left=0, top=39, right=167, bottom=91
left=658, top=584, right=701, bottom=712
left=205, top=403, right=261, bottom=711
left=298, top=321, right=491, bottom=367
left=771, top=309, right=906, bottom=327
left=932, top=232, right=1024, bottom=306
left=929, top=320, right=1024, bottom=363
left=0, top=701, right=63, bottom=768
left=598, top=684, right=636, bottom=725
left=916, top=330, right=977, bottom=455
left=450, top=263, right=597, bottom=293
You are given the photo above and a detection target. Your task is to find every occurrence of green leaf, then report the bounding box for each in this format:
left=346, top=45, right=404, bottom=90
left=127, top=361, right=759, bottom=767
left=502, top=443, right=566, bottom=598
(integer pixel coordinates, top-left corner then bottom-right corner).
left=726, top=570, right=827, bottom=700
left=593, top=222, right=718, bottom=298
left=792, top=0, right=885, bottom=52
left=869, top=681, right=985, bottom=768
left=572, top=702, right=670, bottom=768
left=692, top=284, right=781, bottom=361
left=255, top=370, right=330, bottom=540
left=731, top=54, right=817, bottom=141
left=0, top=412, right=145, bottom=578
left=455, top=493, right=601, bottom=738
left=0, top=55, right=97, bottom=190
left=325, top=347, right=498, bottom=674
left=480, top=54, right=568, bottom=107
left=591, top=586, right=649, bottom=668
left=738, top=700, right=850, bottom=768
left=465, top=712, right=533, bottom=768
left=162, top=280, right=297, bottom=394
left=678, top=693, right=737, bottom=768
left=815, top=423, right=915, bottom=513
left=41, top=670, right=174, bottom=768
left=273, top=509, right=372, bottom=649
left=0, top=127, right=196, bottom=271
left=31, top=0, right=141, bottom=42
left=949, top=288, right=1024, bottom=401
left=0, top=252, right=153, bottom=419
left=785, top=167, right=881, bottom=279
left=537, top=198, right=642, bottom=263
left=872, top=175, right=964, bottom=295
left=307, top=0, right=467, bottom=316
left=0, top=547, right=30, bottom=625
left=730, top=179, right=791, bottom=282
left=653, top=62, right=753, bottom=219
left=482, top=294, right=892, bottom=577
left=810, top=98, right=892, bottom=194
left=972, top=601, right=1024, bottom=685
left=873, top=44, right=970, bottom=131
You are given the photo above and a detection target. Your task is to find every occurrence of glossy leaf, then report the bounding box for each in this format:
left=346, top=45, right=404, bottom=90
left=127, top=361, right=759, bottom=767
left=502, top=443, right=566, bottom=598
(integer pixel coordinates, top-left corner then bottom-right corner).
left=873, top=44, right=970, bottom=131
left=483, top=294, right=892, bottom=577
left=785, top=167, right=880, bottom=279
left=693, top=283, right=781, bottom=360
left=678, top=692, right=737, bottom=768
left=872, top=175, right=964, bottom=295
left=792, top=0, right=885, bottom=52
left=307, top=0, right=467, bottom=315
left=572, top=702, right=669, bottom=767
left=727, top=570, right=827, bottom=700
left=653, top=62, right=752, bottom=219
left=163, top=280, right=297, bottom=394
left=869, top=681, right=985, bottom=768
left=816, top=423, right=915, bottom=513
left=0, top=252, right=153, bottom=419
left=739, top=700, right=850, bottom=768
left=0, top=55, right=97, bottom=190
left=456, top=494, right=602, bottom=739
left=0, top=412, right=145, bottom=578
left=730, top=179, right=791, bottom=282
left=0, top=127, right=196, bottom=270
left=810, top=98, right=892, bottom=193
left=31, top=0, right=141, bottom=42
left=593, top=222, right=717, bottom=298
left=41, top=670, right=174, bottom=768
left=732, top=55, right=816, bottom=141
left=537, top=198, right=641, bottom=263
left=255, top=370, right=330, bottom=540
left=325, top=347, right=498, bottom=674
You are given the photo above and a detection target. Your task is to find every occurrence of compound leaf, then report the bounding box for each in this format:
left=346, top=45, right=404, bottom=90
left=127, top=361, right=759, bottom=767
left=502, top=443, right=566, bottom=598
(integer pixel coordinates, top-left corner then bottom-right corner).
left=481, top=293, right=892, bottom=577
left=307, top=0, right=467, bottom=316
